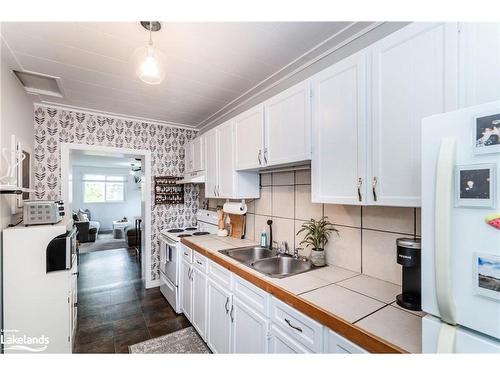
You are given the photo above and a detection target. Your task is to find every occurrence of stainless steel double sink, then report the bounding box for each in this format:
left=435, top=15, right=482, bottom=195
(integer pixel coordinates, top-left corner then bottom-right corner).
left=218, top=246, right=315, bottom=278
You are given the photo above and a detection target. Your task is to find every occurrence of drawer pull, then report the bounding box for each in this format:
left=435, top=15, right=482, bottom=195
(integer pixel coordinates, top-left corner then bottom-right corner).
left=196, top=260, right=203, bottom=265
left=183, top=251, right=189, bottom=256
left=284, top=318, right=303, bottom=333
left=225, top=297, right=230, bottom=314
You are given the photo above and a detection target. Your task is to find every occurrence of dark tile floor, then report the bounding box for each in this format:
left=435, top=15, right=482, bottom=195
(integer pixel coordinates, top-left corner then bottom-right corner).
left=74, top=247, right=191, bottom=353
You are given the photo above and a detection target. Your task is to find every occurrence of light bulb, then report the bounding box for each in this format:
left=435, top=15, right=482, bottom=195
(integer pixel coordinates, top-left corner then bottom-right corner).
left=133, top=43, right=166, bottom=85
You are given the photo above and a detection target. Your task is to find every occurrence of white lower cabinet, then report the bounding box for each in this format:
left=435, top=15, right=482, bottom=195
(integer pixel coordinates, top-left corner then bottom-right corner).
left=269, top=325, right=311, bottom=353
left=180, top=249, right=371, bottom=354
left=206, top=277, right=232, bottom=353
left=230, top=296, right=269, bottom=353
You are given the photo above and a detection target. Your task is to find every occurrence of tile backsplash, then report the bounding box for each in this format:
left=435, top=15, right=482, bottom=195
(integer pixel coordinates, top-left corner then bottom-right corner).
left=203, top=170, right=421, bottom=286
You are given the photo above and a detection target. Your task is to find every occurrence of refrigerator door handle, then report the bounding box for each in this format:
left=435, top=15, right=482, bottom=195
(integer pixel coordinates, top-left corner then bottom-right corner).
left=436, top=323, right=457, bottom=353
left=434, top=137, right=457, bottom=325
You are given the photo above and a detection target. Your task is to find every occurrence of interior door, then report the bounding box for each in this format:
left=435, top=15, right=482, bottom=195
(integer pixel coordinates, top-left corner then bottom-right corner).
left=191, top=267, right=207, bottom=340
left=206, top=278, right=232, bottom=353
left=204, top=129, right=218, bottom=198
left=370, top=22, right=458, bottom=206
left=230, top=296, right=269, bottom=353
left=216, top=121, right=235, bottom=198
left=233, top=104, right=264, bottom=171
left=180, top=260, right=192, bottom=321
left=311, top=50, right=368, bottom=204
left=264, top=81, right=311, bottom=167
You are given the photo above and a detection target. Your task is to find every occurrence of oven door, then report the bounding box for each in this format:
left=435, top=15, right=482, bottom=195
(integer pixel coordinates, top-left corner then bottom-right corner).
left=159, top=234, right=179, bottom=286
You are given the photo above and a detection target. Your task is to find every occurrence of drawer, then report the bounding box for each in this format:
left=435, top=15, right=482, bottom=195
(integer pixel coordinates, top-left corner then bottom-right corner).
left=193, top=252, right=208, bottom=273
left=269, top=296, right=323, bottom=353
left=180, top=244, right=193, bottom=263
left=324, top=328, right=367, bottom=354
left=232, top=274, right=269, bottom=316
left=207, top=259, right=231, bottom=289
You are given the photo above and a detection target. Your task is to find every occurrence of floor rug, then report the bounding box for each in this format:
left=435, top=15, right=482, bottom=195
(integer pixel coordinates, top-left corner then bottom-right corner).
left=129, top=327, right=211, bottom=354
left=79, top=233, right=128, bottom=253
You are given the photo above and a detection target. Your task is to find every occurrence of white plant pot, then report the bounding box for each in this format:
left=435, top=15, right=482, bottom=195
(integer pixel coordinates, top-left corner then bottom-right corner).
left=310, top=249, right=325, bottom=266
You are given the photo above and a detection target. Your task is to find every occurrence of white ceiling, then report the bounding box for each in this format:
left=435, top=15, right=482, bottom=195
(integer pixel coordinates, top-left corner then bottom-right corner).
left=1, top=22, right=355, bottom=128
left=71, top=151, right=140, bottom=169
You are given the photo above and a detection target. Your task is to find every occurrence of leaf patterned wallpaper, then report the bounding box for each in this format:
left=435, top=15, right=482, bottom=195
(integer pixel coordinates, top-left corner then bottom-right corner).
left=33, top=105, right=199, bottom=282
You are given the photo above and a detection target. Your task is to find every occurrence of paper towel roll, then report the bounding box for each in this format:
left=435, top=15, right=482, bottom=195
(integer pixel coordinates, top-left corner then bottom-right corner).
left=223, top=201, right=247, bottom=215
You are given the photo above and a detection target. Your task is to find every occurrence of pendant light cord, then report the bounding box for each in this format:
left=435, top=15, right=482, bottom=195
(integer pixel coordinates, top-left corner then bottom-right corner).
left=148, top=21, right=153, bottom=46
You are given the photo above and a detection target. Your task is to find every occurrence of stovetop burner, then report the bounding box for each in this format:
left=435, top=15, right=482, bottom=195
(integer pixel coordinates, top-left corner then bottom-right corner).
left=185, top=227, right=197, bottom=231
left=192, top=232, right=210, bottom=236
left=177, top=234, right=192, bottom=238
left=167, top=229, right=184, bottom=233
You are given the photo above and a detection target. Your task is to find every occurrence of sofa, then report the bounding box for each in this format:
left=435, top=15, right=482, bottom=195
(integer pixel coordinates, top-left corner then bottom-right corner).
left=73, top=209, right=100, bottom=243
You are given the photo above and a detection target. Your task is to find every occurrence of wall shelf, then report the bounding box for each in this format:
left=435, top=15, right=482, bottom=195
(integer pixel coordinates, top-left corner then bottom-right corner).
left=154, top=176, right=184, bottom=205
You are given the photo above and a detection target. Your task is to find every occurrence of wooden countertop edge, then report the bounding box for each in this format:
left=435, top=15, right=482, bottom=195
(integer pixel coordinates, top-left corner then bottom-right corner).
left=181, top=238, right=408, bottom=354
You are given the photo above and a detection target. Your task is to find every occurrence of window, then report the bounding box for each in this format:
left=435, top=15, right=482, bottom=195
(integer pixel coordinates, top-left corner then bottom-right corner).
left=83, top=174, right=125, bottom=203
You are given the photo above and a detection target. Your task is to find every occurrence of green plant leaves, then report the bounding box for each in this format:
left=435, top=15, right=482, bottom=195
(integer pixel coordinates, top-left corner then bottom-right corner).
left=296, top=216, right=339, bottom=250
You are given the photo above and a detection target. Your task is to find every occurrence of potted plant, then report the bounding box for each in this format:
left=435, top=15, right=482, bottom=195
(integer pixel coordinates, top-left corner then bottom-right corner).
left=296, top=216, right=339, bottom=266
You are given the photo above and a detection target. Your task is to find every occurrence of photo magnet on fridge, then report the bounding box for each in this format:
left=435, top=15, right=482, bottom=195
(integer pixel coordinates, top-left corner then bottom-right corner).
left=473, top=253, right=500, bottom=301
left=455, top=163, right=496, bottom=208
left=474, top=112, right=500, bottom=154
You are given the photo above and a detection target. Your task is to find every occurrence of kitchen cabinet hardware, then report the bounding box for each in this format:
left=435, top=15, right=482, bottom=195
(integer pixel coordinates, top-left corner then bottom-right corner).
left=225, top=296, right=230, bottom=314
left=284, top=318, right=303, bottom=333
left=372, top=177, right=378, bottom=202
left=357, top=178, right=363, bottom=202
left=230, top=304, right=234, bottom=322
left=258, top=150, right=262, bottom=165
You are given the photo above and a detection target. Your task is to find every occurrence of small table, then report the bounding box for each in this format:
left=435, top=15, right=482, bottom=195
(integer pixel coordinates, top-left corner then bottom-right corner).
left=112, top=220, right=130, bottom=239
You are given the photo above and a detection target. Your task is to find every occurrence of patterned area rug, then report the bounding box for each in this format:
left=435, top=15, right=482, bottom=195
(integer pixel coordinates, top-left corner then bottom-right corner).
left=129, top=327, right=211, bottom=354
left=79, top=233, right=128, bottom=253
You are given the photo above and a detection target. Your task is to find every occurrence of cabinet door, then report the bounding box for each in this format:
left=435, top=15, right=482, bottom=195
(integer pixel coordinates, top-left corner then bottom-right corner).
left=264, top=81, right=311, bottom=167
left=191, top=267, right=207, bottom=340
left=184, top=141, right=194, bottom=173
left=204, top=129, right=218, bottom=198
left=216, top=121, right=235, bottom=198
left=206, top=278, right=232, bottom=353
left=192, top=136, right=204, bottom=172
left=324, top=329, right=367, bottom=353
left=230, top=296, right=269, bottom=353
left=370, top=22, right=458, bottom=207
left=234, top=105, right=265, bottom=170
left=311, top=51, right=368, bottom=204
left=180, top=260, right=192, bottom=321
left=459, top=23, right=500, bottom=107
left=268, top=325, right=311, bottom=353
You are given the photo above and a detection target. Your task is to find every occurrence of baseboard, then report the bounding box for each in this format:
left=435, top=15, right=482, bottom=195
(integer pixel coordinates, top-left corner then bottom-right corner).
left=145, top=279, right=161, bottom=289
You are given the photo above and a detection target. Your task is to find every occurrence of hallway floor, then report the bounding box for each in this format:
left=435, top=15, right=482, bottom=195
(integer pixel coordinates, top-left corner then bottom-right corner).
left=75, top=247, right=190, bottom=353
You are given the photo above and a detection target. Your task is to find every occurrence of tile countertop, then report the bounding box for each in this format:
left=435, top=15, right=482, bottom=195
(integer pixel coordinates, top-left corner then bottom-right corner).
left=181, top=235, right=424, bottom=353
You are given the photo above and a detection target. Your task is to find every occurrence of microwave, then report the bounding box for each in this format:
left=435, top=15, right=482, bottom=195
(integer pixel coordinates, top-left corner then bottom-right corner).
left=46, top=227, right=77, bottom=273
left=23, top=200, right=65, bottom=226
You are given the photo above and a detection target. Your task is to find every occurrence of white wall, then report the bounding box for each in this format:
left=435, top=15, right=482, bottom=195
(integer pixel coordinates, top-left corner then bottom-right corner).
left=0, top=43, right=35, bottom=348
left=71, top=165, right=142, bottom=231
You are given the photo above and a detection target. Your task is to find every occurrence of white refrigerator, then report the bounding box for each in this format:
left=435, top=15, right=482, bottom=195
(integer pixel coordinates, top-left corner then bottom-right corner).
left=421, top=100, right=500, bottom=353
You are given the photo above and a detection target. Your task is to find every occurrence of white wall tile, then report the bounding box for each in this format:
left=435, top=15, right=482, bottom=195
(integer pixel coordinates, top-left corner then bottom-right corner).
left=254, top=214, right=272, bottom=246
left=272, top=217, right=295, bottom=251
left=415, top=208, right=421, bottom=236
left=324, top=204, right=361, bottom=228
left=260, top=173, right=272, bottom=186
left=294, top=220, right=310, bottom=257
left=246, top=199, right=255, bottom=214
left=295, top=185, right=322, bottom=221
left=295, top=170, right=311, bottom=184
left=255, top=186, right=272, bottom=216
left=325, top=226, right=362, bottom=272
left=363, top=206, right=414, bottom=234
left=272, top=185, right=295, bottom=219
left=245, top=213, right=255, bottom=241
left=362, top=230, right=402, bottom=285
left=272, top=171, right=294, bottom=185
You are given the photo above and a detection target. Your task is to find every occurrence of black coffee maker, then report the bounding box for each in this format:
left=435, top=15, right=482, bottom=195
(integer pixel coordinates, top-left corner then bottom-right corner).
left=396, top=238, right=421, bottom=311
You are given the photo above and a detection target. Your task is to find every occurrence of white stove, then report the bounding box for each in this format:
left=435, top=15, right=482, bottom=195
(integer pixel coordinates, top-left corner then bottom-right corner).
left=158, top=209, right=218, bottom=312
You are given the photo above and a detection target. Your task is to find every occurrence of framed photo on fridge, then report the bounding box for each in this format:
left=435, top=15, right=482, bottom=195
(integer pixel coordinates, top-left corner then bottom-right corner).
left=473, top=252, right=500, bottom=301
left=473, top=112, right=500, bottom=155
left=455, top=163, right=496, bottom=208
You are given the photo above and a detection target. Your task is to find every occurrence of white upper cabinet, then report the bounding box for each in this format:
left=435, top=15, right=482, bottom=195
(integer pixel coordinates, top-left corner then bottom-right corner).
left=184, top=141, right=194, bottom=173
left=184, top=135, right=204, bottom=174
left=264, top=81, right=312, bottom=166
left=369, top=22, right=458, bottom=207
left=311, top=51, right=368, bottom=205
left=234, top=105, right=265, bottom=170
left=204, top=122, right=259, bottom=199
left=204, top=129, right=218, bottom=198
left=459, top=22, right=500, bottom=107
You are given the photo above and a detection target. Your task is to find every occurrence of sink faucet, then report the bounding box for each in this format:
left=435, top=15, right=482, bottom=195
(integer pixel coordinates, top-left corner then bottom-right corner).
left=293, top=247, right=302, bottom=259
left=277, top=241, right=291, bottom=257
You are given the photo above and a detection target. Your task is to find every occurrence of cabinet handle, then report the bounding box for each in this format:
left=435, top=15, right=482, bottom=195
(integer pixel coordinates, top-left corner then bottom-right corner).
left=230, top=304, right=234, bottom=322
left=196, top=260, right=203, bottom=265
left=184, top=251, right=189, bottom=256
left=74, top=302, right=78, bottom=307
left=216, top=185, right=220, bottom=196
left=263, top=148, right=268, bottom=164
left=284, top=318, right=303, bottom=333
left=213, top=186, right=216, bottom=196
left=72, top=272, right=79, bottom=276
left=225, top=297, right=230, bottom=314
left=372, top=177, right=378, bottom=202
left=258, top=150, right=262, bottom=165
left=357, top=177, right=363, bottom=202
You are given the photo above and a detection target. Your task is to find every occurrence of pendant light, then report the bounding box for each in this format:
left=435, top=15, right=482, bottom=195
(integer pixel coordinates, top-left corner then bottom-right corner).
left=133, top=21, right=166, bottom=85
